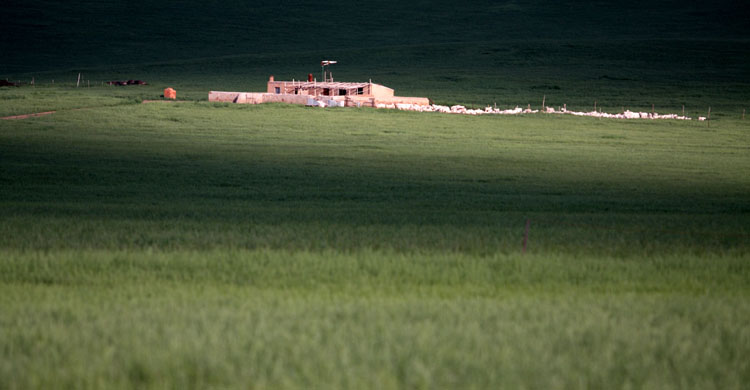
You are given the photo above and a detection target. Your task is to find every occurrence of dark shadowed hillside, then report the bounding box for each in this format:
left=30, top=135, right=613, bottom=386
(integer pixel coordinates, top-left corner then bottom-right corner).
left=2, top=0, right=749, bottom=73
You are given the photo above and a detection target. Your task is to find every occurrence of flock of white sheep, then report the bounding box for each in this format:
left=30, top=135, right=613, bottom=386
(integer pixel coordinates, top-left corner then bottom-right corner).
left=375, top=103, right=696, bottom=120
left=306, top=98, right=701, bottom=121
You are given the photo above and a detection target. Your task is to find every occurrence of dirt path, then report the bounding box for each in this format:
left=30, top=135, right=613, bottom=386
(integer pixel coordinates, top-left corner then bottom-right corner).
left=1, top=100, right=191, bottom=120
left=1, top=111, right=57, bottom=120
left=141, top=100, right=190, bottom=103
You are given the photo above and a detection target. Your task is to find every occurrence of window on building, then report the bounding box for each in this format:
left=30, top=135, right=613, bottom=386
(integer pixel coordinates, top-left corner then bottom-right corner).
left=357, top=87, right=364, bottom=95
left=339, top=89, right=347, bottom=96
left=323, top=88, right=330, bottom=96
left=275, top=87, right=280, bottom=94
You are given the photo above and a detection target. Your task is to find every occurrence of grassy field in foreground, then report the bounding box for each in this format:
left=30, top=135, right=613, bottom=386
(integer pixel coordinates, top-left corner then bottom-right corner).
left=2, top=1, right=749, bottom=386
left=1, top=251, right=749, bottom=389
left=1, top=98, right=749, bottom=388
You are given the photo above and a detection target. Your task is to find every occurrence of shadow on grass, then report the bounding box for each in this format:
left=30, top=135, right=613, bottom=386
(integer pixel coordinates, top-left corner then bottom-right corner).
left=1, top=132, right=747, bottom=255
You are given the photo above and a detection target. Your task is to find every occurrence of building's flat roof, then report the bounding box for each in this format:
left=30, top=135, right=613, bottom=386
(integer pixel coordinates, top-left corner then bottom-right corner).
left=273, top=81, right=384, bottom=89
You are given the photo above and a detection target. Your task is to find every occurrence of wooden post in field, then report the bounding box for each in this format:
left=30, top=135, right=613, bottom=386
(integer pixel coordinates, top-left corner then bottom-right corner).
left=682, top=105, right=685, bottom=116
left=652, top=103, right=655, bottom=114
left=522, top=219, right=530, bottom=254
left=542, top=95, right=546, bottom=111
left=707, top=107, right=711, bottom=128
left=594, top=101, right=597, bottom=112
left=76, top=73, right=81, bottom=88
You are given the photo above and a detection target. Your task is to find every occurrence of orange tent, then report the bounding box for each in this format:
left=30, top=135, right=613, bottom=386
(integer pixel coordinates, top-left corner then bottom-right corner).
left=164, top=88, right=176, bottom=100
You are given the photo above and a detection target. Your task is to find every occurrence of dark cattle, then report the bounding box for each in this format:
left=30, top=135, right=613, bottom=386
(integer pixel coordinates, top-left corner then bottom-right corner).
left=0, top=80, right=18, bottom=87
left=106, top=80, right=147, bottom=86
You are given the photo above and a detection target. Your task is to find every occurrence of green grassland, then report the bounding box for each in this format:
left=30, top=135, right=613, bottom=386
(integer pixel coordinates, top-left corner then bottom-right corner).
left=2, top=1, right=750, bottom=389
left=2, top=101, right=749, bottom=389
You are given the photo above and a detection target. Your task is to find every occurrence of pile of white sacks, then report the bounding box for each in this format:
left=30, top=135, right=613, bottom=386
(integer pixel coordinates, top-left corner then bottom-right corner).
left=374, top=103, right=694, bottom=120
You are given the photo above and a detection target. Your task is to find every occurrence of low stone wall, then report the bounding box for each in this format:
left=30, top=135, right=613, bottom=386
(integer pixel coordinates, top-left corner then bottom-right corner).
left=209, top=92, right=310, bottom=105
left=344, top=96, right=430, bottom=107
left=209, top=91, right=431, bottom=108
left=208, top=91, right=241, bottom=103
left=237, top=93, right=265, bottom=104
left=376, top=96, right=431, bottom=106
left=261, top=94, right=309, bottom=105
left=345, top=96, right=376, bottom=107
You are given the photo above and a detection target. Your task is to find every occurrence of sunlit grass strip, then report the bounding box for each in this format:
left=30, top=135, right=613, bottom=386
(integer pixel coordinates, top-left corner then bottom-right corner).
left=1, top=249, right=749, bottom=389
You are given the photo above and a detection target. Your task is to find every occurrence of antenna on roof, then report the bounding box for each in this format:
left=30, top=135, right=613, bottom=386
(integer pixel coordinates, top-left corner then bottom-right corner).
left=321, top=60, right=337, bottom=82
